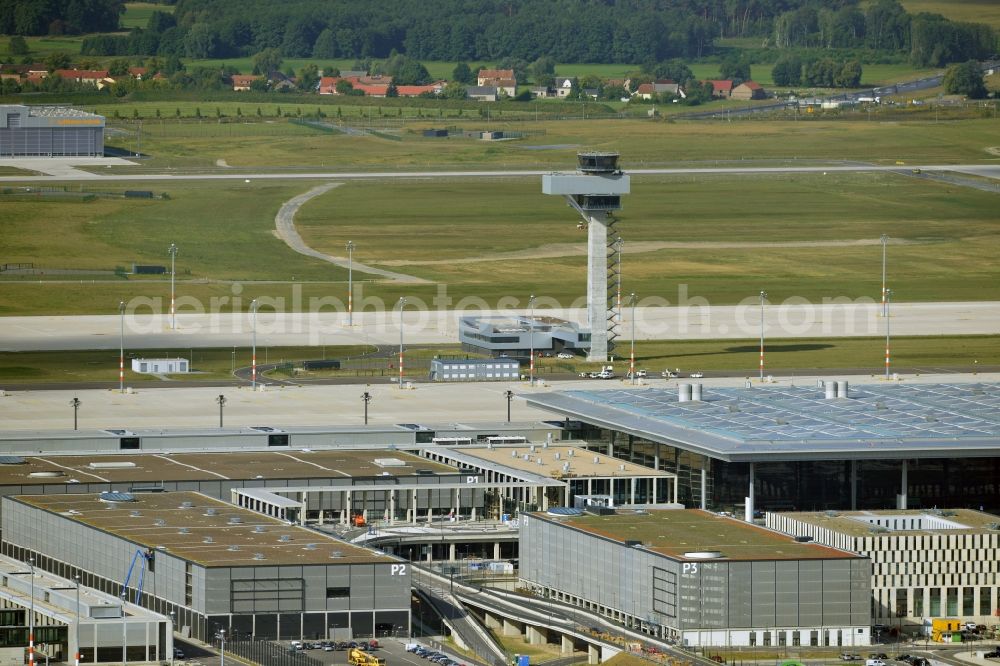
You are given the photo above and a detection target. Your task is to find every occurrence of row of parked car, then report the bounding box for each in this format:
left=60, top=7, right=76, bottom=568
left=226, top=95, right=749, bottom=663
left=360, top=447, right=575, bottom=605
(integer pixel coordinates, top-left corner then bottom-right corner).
left=291, top=640, right=379, bottom=652
left=405, top=644, right=462, bottom=666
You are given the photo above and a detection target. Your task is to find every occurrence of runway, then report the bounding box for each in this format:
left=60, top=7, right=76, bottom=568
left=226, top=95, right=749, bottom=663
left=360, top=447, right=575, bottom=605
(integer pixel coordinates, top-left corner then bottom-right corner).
left=1, top=301, right=997, bottom=351
left=2, top=160, right=1000, bottom=183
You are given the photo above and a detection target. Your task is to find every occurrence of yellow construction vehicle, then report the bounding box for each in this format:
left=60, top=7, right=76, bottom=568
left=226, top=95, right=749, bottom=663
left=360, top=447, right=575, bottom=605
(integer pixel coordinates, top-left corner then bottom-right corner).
left=348, top=648, right=386, bottom=666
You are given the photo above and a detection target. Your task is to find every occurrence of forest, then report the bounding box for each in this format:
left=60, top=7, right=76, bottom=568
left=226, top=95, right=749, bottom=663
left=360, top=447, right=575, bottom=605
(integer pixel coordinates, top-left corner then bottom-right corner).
left=7, top=0, right=997, bottom=70
left=0, top=0, right=123, bottom=36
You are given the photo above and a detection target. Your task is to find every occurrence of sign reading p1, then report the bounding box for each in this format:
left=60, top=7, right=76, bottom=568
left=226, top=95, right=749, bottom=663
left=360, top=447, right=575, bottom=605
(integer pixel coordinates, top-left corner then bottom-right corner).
left=390, top=564, right=408, bottom=576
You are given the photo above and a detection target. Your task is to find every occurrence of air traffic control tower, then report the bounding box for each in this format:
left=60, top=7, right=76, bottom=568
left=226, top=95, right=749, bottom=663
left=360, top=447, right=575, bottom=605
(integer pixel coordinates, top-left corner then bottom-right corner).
left=543, top=152, right=630, bottom=361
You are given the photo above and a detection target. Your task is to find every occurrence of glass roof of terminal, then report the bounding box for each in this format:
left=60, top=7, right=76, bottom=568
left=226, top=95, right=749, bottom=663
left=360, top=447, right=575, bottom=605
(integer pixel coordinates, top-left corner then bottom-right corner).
left=561, top=383, right=1000, bottom=442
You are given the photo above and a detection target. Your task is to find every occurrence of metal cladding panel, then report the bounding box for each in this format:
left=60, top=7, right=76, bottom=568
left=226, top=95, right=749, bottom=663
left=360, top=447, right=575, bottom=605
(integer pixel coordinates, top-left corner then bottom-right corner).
left=727, top=562, right=753, bottom=628
left=774, top=561, right=800, bottom=625
left=204, top=568, right=231, bottom=615
left=699, top=561, right=729, bottom=628
left=796, top=560, right=824, bottom=626
left=542, top=173, right=631, bottom=196
left=851, top=559, right=873, bottom=625
left=349, top=564, right=376, bottom=607
left=749, top=562, right=777, bottom=626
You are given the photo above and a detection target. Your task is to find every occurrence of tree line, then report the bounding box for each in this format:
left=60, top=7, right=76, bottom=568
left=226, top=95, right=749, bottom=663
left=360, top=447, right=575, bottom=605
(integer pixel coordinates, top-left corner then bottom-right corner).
left=11, top=0, right=995, bottom=76
left=772, top=0, right=996, bottom=67
left=0, top=0, right=123, bottom=36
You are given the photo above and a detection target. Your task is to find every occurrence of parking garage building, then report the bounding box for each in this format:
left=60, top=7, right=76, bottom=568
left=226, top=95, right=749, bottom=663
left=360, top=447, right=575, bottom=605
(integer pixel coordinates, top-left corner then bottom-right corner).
left=1, top=491, right=411, bottom=642
left=520, top=508, right=871, bottom=647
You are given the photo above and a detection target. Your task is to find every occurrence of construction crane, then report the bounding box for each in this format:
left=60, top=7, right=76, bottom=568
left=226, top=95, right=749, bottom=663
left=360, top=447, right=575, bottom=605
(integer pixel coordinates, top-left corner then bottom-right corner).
left=121, top=548, right=154, bottom=604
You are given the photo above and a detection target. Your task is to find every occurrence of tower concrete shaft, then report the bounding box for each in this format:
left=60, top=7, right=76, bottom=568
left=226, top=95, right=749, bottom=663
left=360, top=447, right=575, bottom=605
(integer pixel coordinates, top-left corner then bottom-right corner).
left=587, top=213, right=610, bottom=361
left=543, top=152, right=630, bottom=363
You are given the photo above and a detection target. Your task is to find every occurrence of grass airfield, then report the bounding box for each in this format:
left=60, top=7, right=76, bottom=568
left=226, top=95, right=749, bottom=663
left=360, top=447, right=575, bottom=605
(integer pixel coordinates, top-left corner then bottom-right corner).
left=1, top=113, right=998, bottom=376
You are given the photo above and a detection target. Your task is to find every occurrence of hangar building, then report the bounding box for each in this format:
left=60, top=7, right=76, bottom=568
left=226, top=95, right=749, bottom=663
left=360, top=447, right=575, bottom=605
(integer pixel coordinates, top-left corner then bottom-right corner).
left=0, top=105, right=104, bottom=157
left=520, top=508, right=871, bottom=647
left=526, top=382, right=1000, bottom=515
left=767, top=508, right=1000, bottom=632
left=1, top=491, right=411, bottom=642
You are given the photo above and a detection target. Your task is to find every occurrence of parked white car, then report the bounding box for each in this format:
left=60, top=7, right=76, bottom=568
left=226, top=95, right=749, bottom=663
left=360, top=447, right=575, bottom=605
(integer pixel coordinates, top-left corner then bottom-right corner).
left=690, top=371, right=704, bottom=378
left=556, top=352, right=575, bottom=359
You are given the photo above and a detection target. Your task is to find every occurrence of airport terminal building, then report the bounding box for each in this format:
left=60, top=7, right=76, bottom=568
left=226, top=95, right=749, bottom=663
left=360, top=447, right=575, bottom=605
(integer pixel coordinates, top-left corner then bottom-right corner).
left=526, top=382, right=1000, bottom=515
left=0, top=105, right=104, bottom=157
left=520, top=508, right=871, bottom=647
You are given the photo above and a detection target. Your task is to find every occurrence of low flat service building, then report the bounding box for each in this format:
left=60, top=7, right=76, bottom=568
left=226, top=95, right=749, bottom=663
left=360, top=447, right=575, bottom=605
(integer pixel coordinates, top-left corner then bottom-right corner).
left=1, top=491, right=411, bottom=642
left=767, top=509, right=1000, bottom=633
left=429, top=358, right=521, bottom=382
left=520, top=508, right=871, bottom=647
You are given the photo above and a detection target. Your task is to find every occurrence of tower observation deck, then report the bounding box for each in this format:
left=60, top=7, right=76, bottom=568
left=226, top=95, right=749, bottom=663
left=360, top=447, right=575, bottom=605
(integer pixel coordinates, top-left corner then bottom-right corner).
left=542, top=153, right=630, bottom=362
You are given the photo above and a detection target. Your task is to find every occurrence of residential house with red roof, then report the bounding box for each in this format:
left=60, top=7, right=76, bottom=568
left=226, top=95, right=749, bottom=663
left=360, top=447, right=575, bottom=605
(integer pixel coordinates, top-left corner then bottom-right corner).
left=633, top=83, right=656, bottom=100
left=706, top=79, right=734, bottom=98
left=318, top=76, right=444, bottom=97
left=54, top=69, right=114, bottom=89
left=477, top=68, right=516, bottom=96
left=231, top=74, right=262, bottom=91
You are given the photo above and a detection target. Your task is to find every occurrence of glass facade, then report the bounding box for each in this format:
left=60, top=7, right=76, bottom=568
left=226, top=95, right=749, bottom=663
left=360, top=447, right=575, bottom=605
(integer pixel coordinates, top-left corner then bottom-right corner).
left=571, top=424, right=1000, bottom=512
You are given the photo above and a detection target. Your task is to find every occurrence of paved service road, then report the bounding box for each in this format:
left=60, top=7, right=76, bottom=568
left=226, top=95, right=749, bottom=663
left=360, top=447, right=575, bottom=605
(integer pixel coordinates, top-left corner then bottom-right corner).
left=1, top=301, right=997, bottom=351
left=272, top=183, right=428, bottom=284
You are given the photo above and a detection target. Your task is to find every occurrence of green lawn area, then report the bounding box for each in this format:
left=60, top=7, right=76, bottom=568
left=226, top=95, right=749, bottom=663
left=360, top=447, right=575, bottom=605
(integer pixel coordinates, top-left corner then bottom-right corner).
left=16, top=35, right=86, bottom=57
left=0, top=345, right=373, bottom=383
left=2, top=156, right=999, bottom=315
left=0, top=180, right=351, bottom=316
left=294, top=171, right=1000, bottom=306
left=120, top=2, right=172, bottom=30
left=0, top=335, right=991, bottom=383
left=90, top=115, right=1000, bottom=172
left=612, top=335, right=998, bottom=376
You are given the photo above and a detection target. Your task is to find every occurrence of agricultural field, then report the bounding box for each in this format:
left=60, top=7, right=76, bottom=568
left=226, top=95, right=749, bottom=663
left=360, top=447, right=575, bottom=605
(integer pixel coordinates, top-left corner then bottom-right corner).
left=898, top=0, right=1000, bottom=31
left=120, top=2, right=173, bottom=30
